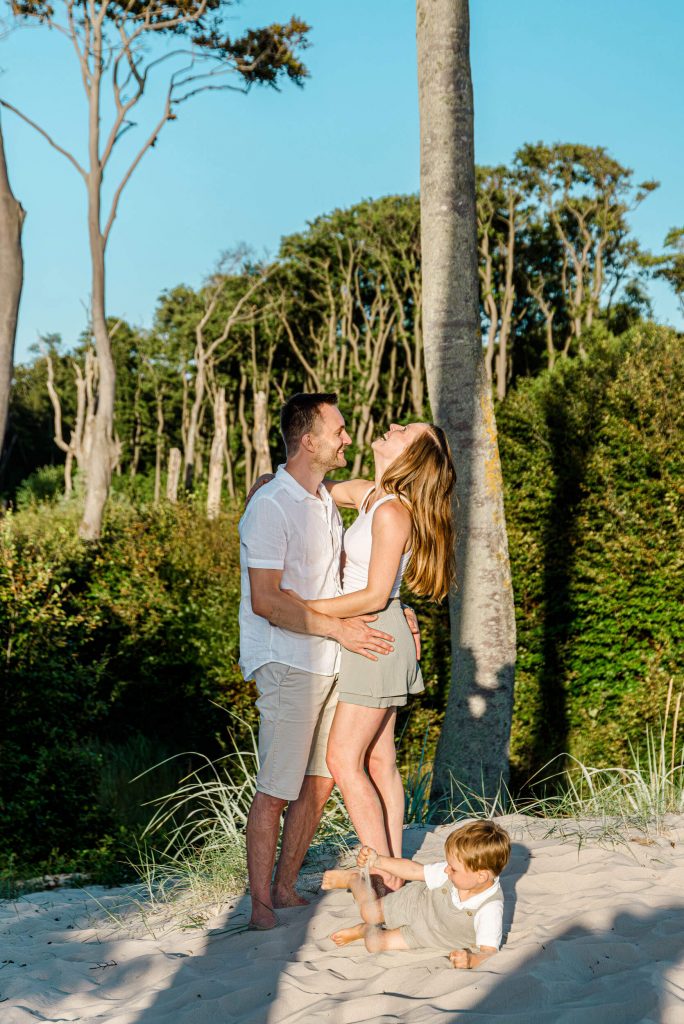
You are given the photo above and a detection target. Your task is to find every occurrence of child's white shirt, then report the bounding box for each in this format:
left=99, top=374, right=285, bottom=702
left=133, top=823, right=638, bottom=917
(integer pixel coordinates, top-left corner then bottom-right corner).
left=423, top=863, right=503, bottom=949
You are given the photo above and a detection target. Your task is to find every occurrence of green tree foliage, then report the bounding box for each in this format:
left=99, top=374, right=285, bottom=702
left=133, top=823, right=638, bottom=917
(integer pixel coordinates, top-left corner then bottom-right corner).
left=499, top=323, right=684, bottom=781
left=648, top=227, right=684, bottom=318
left=4, top=144, right=655, bottom=501
left=0, top=501, right=247, bottom=865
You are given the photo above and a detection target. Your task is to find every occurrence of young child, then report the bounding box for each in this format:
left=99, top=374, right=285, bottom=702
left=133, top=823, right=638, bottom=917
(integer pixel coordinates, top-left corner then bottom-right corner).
left=321, top=820, right=510, bottom=969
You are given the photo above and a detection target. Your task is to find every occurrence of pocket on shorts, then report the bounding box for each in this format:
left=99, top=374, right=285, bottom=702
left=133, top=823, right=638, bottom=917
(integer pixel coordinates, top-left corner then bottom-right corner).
left=254, top=662, right=291, bottom=714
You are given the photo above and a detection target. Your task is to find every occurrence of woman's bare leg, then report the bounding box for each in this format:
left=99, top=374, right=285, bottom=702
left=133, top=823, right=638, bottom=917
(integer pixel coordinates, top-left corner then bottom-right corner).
left=326, top=703, right=401, bottom=889
left=365, top=708, right=405, bottom=863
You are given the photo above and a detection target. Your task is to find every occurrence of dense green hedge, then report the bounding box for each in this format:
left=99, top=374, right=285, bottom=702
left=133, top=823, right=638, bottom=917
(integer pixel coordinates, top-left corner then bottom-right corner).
left=1, top=322, right=682, bottom=871
left=0, top=499, right=249, bottom=870
left=500, top=323, right=684, bottom=781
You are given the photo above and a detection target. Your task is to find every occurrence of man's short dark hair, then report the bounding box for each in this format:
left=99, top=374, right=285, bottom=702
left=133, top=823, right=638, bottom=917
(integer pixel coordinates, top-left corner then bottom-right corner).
left=280, top=392, right=338, bottom=454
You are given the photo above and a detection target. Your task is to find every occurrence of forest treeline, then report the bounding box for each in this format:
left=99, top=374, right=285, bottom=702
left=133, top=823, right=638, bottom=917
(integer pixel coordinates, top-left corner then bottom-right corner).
left=4, top=142, right=677, bottom=506
left=2, top=322, right=682, bottom=876
left=1, top=143, right=683, bottom=877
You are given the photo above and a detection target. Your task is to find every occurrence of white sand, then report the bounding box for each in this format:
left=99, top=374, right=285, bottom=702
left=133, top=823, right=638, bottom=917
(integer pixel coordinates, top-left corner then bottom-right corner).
left=2, top=815, right=684, bottom=1023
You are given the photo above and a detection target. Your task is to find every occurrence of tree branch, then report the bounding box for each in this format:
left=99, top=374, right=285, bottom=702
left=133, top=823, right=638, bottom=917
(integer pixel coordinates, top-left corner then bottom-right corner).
left=102, top=92, right=173, bottom=243
left=0, top=99, right=87, bottom=179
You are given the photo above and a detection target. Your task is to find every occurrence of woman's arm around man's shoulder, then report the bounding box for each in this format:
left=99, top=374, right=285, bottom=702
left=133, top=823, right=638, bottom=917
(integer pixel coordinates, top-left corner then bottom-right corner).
left=324, top=477, right=374, bottom=509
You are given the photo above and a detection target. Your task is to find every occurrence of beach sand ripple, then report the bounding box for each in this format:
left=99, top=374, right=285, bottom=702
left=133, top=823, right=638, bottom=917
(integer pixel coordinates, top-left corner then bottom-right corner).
left=2, top=815, right=684, bottom=1023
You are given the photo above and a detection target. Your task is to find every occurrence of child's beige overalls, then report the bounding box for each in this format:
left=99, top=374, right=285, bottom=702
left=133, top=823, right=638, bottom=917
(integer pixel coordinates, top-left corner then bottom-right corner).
left=382, top=880, right=503, bottom=951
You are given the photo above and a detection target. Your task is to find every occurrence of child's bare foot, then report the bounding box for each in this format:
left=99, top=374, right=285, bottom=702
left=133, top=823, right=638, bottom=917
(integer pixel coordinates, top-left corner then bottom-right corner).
left=330, top=922, right=366, bottom=946
left=321, top=868, right=360, bottom=891
left=271, top=884, right=309, bottom=908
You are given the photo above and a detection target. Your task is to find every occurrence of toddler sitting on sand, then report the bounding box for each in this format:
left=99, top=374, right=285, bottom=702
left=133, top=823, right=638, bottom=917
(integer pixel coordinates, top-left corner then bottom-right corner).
left=322, top=820, right=510, bottom=969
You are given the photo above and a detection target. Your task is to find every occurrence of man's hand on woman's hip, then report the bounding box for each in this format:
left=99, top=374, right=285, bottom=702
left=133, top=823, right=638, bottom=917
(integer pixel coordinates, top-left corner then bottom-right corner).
left=332, top=615, right=394, bottom=661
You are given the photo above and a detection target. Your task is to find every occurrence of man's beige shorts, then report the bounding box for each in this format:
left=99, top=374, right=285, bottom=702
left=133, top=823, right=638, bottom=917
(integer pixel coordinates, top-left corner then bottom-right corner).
left=252, top=662, right=338, bottom=801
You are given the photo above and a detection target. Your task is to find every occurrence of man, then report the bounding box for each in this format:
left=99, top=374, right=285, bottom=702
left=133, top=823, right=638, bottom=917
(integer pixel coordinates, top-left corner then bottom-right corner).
left=240, top=392, right=397, bottom=930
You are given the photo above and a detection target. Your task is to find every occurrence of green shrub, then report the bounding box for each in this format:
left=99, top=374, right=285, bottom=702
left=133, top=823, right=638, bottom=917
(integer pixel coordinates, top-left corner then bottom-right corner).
left=14, top=464, right=68, bottom=508
left=0, top=500, right=252, bottom=868
left=499, top=323, right=684, bottom=782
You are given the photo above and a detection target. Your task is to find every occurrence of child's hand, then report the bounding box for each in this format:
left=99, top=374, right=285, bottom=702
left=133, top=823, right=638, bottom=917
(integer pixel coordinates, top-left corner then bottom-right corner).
left=356, top=846, right=379, bottom=869
left=449, top=949, right=472, bottom=970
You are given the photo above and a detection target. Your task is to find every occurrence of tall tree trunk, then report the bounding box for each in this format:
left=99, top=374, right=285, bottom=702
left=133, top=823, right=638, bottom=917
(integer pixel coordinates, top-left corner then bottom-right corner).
left=129, top=371, right=143, bottom=478
left=184, top=353, right=206, bottom=490
left=79, top=62, right=117, bottom=540
left=166, top=447, right=181, bottom=503
left=0, top=117, right=25, bottom=453
left=417, top=0, right=516, bottom=799
left=252, top=390, right=272, bottom=479
left=207, top=387, right=227, bottom=520
left=154, top=387, right=164, bottom=504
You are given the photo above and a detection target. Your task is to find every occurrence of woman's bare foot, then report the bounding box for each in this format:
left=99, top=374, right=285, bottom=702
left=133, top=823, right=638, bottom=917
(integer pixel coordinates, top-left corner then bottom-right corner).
left=321, top=868, right=360, bottom=891
left=330, top=922, right=366, bottom=946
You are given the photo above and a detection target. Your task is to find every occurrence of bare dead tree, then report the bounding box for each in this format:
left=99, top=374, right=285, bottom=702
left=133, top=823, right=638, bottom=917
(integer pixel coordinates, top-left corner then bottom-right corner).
left=477, top=166, right=528, bottom=400
left=206, top=386, right=227, bottom=520
left=184, top=261, right=271, bottom=490
left=153, top=383, right=165, bottom=505
left=45, top=348, right=97, bottom=496
left=166, top=447, right=182, bottom=503
left=2, top=2, right=310, bottom=538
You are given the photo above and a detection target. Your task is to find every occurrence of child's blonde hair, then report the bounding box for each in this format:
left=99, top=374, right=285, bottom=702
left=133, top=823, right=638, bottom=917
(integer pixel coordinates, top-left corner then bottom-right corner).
left=445, top=821, right=511, bottom=876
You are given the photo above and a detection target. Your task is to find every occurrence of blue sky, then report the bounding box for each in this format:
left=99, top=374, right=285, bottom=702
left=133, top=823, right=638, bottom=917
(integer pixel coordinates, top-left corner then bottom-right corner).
left=2, top=0, right=682, bottom=362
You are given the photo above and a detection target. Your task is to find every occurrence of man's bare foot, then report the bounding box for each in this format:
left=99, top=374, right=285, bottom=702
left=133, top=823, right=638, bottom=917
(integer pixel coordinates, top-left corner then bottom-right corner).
left=271, top=884, right=309, bottom=909
left=331, top=922, right=366, bottom=946
left=321, top=868, right=360, bottom=891
left=249, top=897, right=277, bottom=930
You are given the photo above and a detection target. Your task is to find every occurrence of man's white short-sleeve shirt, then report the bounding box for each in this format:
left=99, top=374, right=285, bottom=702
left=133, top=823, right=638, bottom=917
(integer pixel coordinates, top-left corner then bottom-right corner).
left=239, top=465, right=343, bottom=679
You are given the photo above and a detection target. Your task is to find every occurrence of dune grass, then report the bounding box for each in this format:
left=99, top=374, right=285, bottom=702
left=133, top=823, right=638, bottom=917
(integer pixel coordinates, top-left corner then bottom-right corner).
left=112, top=686, right=682, bottom=929
left=123, top=716, right=352, bottom=928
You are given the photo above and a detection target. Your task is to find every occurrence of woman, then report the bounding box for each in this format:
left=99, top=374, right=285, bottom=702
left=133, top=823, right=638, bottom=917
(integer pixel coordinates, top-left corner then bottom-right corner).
left=290, top=421, right=456, bottom=891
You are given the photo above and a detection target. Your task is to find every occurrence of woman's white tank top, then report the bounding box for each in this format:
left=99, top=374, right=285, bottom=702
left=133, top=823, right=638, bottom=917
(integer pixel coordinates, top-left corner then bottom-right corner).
left=342, top=488, right=411, bottom=597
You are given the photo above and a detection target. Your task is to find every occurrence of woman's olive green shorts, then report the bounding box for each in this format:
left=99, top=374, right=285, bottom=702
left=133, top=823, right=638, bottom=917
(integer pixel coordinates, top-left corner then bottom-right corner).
left=337, top=598, right=424, bottom=708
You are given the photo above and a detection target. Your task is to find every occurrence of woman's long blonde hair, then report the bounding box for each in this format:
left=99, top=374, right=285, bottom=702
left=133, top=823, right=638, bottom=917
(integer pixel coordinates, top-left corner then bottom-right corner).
left=380, top=424, right=456, bottom=601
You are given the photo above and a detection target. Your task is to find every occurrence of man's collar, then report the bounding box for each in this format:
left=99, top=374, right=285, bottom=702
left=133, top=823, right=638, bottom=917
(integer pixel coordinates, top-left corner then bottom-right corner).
left=275, top=464, right=327, bottom=503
